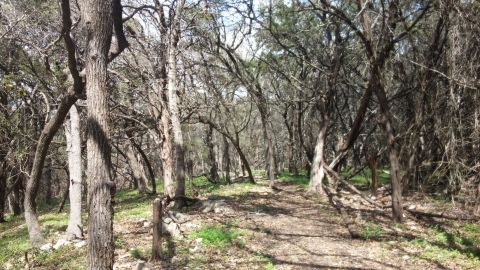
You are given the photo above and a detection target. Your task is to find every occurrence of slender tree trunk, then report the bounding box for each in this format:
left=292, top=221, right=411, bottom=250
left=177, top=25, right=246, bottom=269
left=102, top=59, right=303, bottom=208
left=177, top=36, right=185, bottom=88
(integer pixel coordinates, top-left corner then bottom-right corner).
left=368, top=153, right=378, bottom=196
left=43, top=156, right=53, bottom=205
left=373, top=68, right=404, bottom=223
left=205, top=126, right=219, bottom=183
left=0, top=164, right=6, bottom=223
left=82, top=0, right=115, bottom=267
left=23, top=89, right=77, bottom=246
left=128, top=136, right=156, bottom=194
left=65, top=104, right=83, bottom=239
left=258, top=102, right=276, bottom=187
left=125, top=141, right=149, bottom=194
left=232, top=140, right=254, bottom=184
left=9, top=177, right=23, bottom=215
left=308, top=117, right=329, bottom=195
left=151, top=198, right=162, bottom=261
left=223, top=136, right=231, bottom=184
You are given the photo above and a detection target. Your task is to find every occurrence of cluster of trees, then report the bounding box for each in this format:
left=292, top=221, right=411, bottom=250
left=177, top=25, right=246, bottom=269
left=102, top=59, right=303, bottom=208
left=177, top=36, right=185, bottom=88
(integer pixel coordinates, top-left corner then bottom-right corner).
left=0, top=0, right=479, bottom=268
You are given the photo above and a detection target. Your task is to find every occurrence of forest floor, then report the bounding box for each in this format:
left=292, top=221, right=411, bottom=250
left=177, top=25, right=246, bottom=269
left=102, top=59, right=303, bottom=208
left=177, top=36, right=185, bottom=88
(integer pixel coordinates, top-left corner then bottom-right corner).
left=1, top=172, right=480, bottom=269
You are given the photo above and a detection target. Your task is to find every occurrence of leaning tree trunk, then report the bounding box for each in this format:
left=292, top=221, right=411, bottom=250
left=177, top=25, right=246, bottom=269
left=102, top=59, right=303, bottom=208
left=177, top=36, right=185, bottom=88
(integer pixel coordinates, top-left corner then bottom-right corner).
left=82, top=0, right=115, bottom=268
left=308, top=117, right=329, bottom=195
left=125, top=141, right=149, bottom=194
left=24, top=91, right=77, bottom=247
left=373, top=67, right=404, bottom=223
left=65, top=104, right=83, bottom=239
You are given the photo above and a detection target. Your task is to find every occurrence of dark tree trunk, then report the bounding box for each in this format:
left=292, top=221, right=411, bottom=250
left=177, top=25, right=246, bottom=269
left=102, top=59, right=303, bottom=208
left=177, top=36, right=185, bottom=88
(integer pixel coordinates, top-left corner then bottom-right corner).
left=205, top=125, right=219, bottom=183
left=222, top=136, right=231, bottom=184
left=43, top=156, right=53, bottom=205
left=82, top=0, right=116, bottom=267
left=0, top=165, right=6, bottom=223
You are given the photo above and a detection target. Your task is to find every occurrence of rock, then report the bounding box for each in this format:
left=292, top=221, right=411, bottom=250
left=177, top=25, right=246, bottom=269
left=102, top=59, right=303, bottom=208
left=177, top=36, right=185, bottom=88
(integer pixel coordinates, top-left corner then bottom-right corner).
left=201, top=199, right=232, bottom=213
left=143, top=221, right=151, bottom=228
left=40, top=243, right=53, bottom=251
left=408, top=205, right=416, bottom=210
left=189, top=245, right=201, bottom=253
left=53, top=238, right=71, bottom=250
left=4, top=262, right=13, bottom=269
left=402, top=255, right=410, bottom=260
left=162, top=217, right=181, bottom=237
left=134, top=260, right=150, bottom=270
left=138, top=218, right=147, bottom=223
left=74, top=240, right=86, bottom=248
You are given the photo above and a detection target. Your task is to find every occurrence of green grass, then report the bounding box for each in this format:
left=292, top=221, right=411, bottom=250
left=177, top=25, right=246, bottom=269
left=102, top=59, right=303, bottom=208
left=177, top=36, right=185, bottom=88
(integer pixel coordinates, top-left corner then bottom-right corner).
left=189, top=224, right=242, bottom=248
left=358, top=222, right=387, bottom=240
left=403, top=223, right=480, bottom=268
left=29, top=246, right=86, bottom=270
left=278, top=172, right=309, bottom=186
left=341, top=168, right=390, bottom=187
left=256, top=251, right=274, bottom=270
left=114, top=189, right=153, bottom=220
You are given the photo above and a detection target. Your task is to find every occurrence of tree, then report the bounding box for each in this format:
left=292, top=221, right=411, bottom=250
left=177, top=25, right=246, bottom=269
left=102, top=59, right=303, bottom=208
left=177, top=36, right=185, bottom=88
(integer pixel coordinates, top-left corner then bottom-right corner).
left=65, top=104, right=83, bottom=239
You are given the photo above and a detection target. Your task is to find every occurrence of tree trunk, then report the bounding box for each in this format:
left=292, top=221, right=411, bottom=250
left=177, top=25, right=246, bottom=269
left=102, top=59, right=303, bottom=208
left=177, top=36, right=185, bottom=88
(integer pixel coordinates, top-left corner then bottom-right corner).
left=257, top=102, right=276, bottom=187
left=65, top=104, right=83, bottom=239
left=151, top=198, right=162, bottom=262
left=125, top=141, right=149, bottom=194
left=9, top=176, right=23, bottom=215
left=368, top=153, right=378, bottom=196
left=205, top=126, right=219, bottom=183
left=129, top=137, right=156, bottom=194
left=308, top=116, right=329, bottom=195
left=168, top=0, right=186, bottom=206
left=372, top=68, right=404, bottom=223
left=157, top=80, right=176, bottom=198
left=43, top=156, right=53, bottom=205
left=82, top=0, right=115, bottom=267
left=24, top=91, right=77, bottom=247
left=223, top=136, right=231, bottom=184
left=0, top=163, right=6, bottom=223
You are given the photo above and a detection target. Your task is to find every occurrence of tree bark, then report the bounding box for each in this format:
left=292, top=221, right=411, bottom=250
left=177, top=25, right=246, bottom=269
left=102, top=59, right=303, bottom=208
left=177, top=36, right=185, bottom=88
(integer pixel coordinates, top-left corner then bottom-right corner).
left=151, top=198, right=162, bottom=262
left=24, top=91, right=77, bottom=247
left=157, top=80, right=176, bottom=198
left=43, top=156, right=53, bottom=205
left=0, top=163, right=6, bottom=223
left=168, top=0, right=186, bottom=206
left=373, top=75, right=404, bottom=222
left=308, top=117, right=329, bottom=195
left=65, top=104, right=83, bottom=239
left=257, top=101, right=276, bottom=187
left=222, top=136, right=231, bottom=184
left=125, top=140, right=149, bottom=194
left=205, top=125, right=219, bottom=183
left=82, top=0, right=115, bottom=267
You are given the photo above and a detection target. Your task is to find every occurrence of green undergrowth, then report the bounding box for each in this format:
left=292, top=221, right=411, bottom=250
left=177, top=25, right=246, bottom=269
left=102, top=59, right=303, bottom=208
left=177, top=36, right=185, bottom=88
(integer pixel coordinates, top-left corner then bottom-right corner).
left=278, top=172, right=309, bottom=186
left=358, top=222, right=388, bottom=240
left=340, top=168, right=391, bottom=188
left=405, top=223, right=480, bottom=268
left=189, top=223, right=243, bottom=248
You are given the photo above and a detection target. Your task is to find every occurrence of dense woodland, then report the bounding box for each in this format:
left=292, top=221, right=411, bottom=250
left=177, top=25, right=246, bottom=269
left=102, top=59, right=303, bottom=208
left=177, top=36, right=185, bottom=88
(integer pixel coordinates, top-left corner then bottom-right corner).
left=0, top=0, right=480, bottom=269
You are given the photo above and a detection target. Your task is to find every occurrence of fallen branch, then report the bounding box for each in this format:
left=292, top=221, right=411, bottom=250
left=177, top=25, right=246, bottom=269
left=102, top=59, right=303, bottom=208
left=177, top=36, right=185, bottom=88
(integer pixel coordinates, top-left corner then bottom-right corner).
left=405, top=208, right=480, bottom=221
